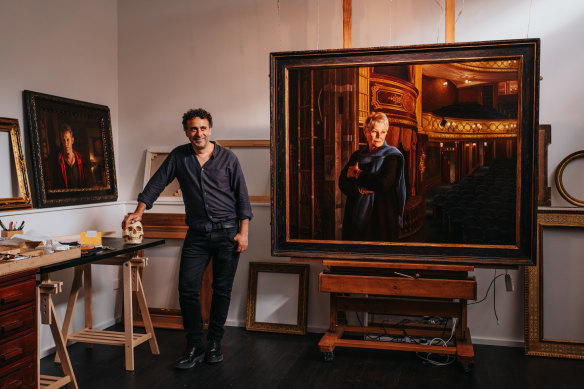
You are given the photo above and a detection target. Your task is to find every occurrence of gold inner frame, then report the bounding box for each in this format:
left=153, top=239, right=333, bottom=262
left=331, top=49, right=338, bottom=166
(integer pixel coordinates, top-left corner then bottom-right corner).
left=283, top=57, right=524, bottom=248
left=0, top=117, right=32, bottom=211
left=525, top=209, right=584, bottom=359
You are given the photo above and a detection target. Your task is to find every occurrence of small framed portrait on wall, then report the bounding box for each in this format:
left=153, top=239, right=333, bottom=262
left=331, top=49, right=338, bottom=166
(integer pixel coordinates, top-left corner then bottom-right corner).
left=23, top=90, right=117, bottom=208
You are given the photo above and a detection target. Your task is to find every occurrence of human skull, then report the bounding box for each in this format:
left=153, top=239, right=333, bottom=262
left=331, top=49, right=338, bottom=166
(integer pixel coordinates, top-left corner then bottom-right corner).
left=123, top=221, right=144, bottom=244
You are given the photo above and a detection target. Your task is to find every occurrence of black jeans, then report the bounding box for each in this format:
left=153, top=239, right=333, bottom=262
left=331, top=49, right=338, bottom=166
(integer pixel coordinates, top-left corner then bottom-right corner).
left=178, top=227, right=240, bottom=346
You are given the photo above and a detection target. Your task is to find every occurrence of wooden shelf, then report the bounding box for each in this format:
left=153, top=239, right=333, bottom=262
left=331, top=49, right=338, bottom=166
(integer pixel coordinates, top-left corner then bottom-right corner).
left=68, top=328, right=153, bottom=347
left=40, top=375, right=72, bottom=389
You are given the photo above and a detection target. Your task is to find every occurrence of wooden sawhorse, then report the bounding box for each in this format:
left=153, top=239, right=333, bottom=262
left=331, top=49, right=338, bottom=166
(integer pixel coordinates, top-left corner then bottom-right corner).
left=56, top=252, right=159, bottom=371
left=38, top=276, right=78, bottom=389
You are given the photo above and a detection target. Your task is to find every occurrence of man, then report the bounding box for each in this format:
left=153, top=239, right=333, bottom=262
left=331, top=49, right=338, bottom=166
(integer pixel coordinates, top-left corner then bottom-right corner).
left=54, top=124, right=91, bottom=189
left=122, top=108, right=253, bottom=369
left=338, top=112, right=406, bottom=241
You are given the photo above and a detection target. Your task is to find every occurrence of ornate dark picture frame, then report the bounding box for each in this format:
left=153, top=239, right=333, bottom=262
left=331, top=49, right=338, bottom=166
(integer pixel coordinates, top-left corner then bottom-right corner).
left=23, top=91, right=117, bottom=208
left=271, top=39, right=540, bottom=266
left=0, top=117, right=32, bottom=211
left=525, top=209, right=584, bottom=359
left=246, top=262, right=309, bottom=335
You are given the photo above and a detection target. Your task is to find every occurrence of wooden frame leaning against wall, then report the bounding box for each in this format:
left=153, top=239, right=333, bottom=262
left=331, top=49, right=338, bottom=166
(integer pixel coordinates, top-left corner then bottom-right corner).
left=555, top=150, right=584, bottom=207
left=0, top=117, right=32, bottom=211
left=143, top=140, right=270, bottom=204
left=525, top=209, right=584, bottom=359
left=246, top=262, right=309, bottom=335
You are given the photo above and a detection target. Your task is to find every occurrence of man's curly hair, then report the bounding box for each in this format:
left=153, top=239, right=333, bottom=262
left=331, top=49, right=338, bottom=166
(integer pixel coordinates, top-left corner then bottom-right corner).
left=182, top=108, right=213, bottom=130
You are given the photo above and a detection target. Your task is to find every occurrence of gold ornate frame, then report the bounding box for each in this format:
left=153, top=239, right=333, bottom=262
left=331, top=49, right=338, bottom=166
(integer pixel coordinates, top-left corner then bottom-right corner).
left=555, top=150, right=584, bottom=207
left=0, top=118, right=32, bottom=211
left=525, top=209, right=584, bottom=359
left=246, top=262, right=309, bottom=335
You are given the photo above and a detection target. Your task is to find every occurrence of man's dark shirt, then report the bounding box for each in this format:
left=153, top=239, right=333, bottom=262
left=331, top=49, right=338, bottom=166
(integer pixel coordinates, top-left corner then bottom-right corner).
left=138, top=142, right=253, bottom=232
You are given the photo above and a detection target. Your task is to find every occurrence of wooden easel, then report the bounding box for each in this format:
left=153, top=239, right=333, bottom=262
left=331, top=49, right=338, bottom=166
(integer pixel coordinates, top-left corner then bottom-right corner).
left=316, top=260, right=476, bottom=370
left=314, top=0, right=475, bottom=370
left=38, top=276, right=78, bottom=389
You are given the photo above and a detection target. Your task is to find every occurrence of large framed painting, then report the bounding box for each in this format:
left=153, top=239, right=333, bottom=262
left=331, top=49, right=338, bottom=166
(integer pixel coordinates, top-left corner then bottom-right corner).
left=23, top=91, right=117, bottom=208
left=270, top=39, right=540, bottom=266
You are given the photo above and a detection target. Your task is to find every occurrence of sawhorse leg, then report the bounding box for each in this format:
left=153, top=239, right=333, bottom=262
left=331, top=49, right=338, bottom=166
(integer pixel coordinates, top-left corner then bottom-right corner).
left=55, top=265, right=92, bottom=364
left=131, top=259, right=159, bottom=356
left=39, top=275, right=78, bottom=389
left=122, top=256, right=160, bottom=370
left=58, top=253, right=160, bottom=371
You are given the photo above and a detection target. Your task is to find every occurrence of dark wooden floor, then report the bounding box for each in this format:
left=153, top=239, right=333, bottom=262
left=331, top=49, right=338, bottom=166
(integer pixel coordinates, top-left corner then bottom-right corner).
left=41, top=326, right=582, bottom=389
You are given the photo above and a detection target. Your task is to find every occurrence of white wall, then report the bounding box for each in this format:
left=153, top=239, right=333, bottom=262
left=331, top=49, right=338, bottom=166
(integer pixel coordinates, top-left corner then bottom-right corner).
left=118, top=0, right=584, bottom=347
left=2, top=0, right=584, bottom=355
left=0, top=0, right=121, bottom=356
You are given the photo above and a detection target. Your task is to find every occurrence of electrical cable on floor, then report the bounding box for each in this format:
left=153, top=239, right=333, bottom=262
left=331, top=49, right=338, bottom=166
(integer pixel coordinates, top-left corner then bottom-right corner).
left=416, top=318, right=458, bottom=366
left=363, top=317, right=450, bottom=345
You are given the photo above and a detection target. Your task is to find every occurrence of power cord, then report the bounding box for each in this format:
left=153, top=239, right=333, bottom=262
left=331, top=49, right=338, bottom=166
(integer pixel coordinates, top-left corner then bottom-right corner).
left=468, top=272, right=504, bottom=305
left=493, top=270, right=500, bottom=325
left=355, top=311, right=363, bottom=327
left=416, top=318, right=457, bottom=366
left=468, top=270, right=504, bottom=325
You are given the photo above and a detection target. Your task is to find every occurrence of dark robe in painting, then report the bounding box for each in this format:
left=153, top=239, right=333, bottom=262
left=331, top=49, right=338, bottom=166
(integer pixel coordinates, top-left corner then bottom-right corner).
left=54, top=150, right=92, bottom=189
left=339, top=143, right=406, bottom=242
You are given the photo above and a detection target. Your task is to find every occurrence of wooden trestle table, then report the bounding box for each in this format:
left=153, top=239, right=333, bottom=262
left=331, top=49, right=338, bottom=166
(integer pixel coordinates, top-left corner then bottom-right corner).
left=38, top=238, right=165, bottom=388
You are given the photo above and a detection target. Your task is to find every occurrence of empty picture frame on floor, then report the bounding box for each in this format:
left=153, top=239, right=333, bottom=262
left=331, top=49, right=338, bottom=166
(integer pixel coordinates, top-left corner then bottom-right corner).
left=246, top=262, right=309, bottom=335
left=525, top=209, right=584, bottom=359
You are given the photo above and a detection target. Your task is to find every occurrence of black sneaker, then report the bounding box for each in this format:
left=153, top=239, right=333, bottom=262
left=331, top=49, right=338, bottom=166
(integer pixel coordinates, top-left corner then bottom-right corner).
left=175, top=345, right=205, bottom=369
left=204, top=339, right=223, bottom=363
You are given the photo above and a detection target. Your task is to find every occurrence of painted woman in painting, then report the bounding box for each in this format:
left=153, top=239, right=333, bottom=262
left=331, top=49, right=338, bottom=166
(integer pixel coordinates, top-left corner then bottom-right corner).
left=339, top=112, right=406, bottom=242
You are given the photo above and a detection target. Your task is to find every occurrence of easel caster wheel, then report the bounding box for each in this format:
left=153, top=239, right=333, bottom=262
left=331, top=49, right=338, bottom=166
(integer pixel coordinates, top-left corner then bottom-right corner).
left=461, top=362, right=474, bottom=373
left=322, top=352, right=334, bottom=362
